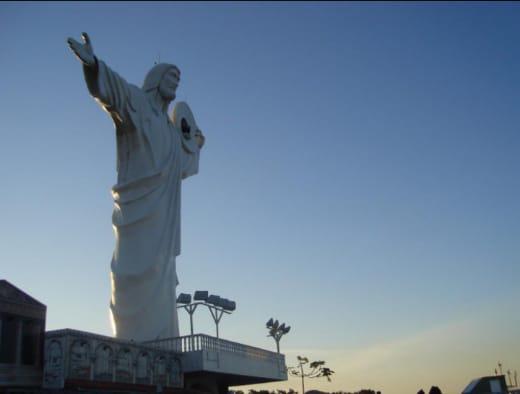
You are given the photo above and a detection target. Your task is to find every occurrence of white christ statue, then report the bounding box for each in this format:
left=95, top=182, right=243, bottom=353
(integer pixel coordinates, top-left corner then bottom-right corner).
left=67, top=33, right=205, bottom=341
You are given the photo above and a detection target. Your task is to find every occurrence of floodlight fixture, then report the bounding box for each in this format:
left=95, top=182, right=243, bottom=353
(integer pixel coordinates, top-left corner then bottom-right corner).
left=215, top=297, right=226, bottom=308
left=178, top=290, right=236, bottom=338
left=207, top=294, right=222, bottom=306
left=194, top=290, right=209, bottom=302
left=220, top=298, right=234, bottom=311
left=177, top=293, right=192, bottom=304
left=266, top=318, right=274, bottom=327
left=224, top=300, right=236, bottom=311
left=202, top=294, right=237, bottom=338
left=219, top=298, right=227, bottom=309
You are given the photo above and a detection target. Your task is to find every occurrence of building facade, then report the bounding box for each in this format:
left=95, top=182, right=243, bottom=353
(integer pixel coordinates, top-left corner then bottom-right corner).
left=0, top=280, right=46, bottom=388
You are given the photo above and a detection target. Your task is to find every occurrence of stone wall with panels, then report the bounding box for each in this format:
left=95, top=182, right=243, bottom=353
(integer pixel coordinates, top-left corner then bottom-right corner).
left=43, top=329, right=183, bottom=390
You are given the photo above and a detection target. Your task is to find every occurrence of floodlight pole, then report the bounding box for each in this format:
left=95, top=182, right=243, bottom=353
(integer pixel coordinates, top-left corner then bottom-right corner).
left=187, top=304, right=198, bottom=336
left=207, top=306, right=230, bottom=338
left=300, top=360, right=305, bottom=394
left=177, top=302, right=205, bottom=351
left=266, top=319, right=290, bottom=354
left=177, top=303, right=201, bottom=336
left=274, top=334, right=281, bottom=353
left=177, top=292, right=235, bottom=340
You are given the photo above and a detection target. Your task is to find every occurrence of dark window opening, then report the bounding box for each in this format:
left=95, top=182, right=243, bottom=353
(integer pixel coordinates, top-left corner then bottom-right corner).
left=0, top=315, right=18, bottom=364
left=21, top=320, right=39, bottom=365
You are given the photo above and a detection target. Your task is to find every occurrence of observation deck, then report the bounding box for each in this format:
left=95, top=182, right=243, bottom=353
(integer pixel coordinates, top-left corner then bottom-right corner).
left=145, top=334, right=287, bottom=389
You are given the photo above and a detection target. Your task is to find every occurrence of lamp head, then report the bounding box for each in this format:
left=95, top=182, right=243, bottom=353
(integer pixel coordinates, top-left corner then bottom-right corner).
left=177, top=293, right=192, bottom=304
left=194, top=290, right=209, bottom=302
left=207, top=294, right=222, bottom=307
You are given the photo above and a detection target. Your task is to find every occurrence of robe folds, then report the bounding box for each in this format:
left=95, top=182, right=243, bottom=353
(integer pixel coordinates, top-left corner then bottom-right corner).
left=84, top=60, right=200, bottom=341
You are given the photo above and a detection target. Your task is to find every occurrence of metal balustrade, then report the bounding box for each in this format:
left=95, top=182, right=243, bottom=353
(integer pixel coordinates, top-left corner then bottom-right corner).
left=144, top=334, right=284, bottom=362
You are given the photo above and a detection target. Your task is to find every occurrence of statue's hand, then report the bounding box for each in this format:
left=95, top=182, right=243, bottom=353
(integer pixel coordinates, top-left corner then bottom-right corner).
left=67, top=32, right=96, bottom=67
left=195, top=129, right=205, bottom=149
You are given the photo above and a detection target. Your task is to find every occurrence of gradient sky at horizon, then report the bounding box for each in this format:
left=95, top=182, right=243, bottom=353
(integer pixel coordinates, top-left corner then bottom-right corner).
left=0, top=3, right=519, bottom=394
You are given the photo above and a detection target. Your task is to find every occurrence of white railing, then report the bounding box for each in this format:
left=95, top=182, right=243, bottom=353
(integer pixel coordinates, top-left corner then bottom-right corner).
left=143, top=334, right=284, bottom=362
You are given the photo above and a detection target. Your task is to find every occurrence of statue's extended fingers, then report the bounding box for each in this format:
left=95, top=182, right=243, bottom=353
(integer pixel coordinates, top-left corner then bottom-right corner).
left=67, top=37, right=81, bottom=52
left=81, top=32, right=91, bottom=46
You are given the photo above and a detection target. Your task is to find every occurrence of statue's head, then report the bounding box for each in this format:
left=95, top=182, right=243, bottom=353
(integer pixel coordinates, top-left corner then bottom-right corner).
left=142, top=63, right=181, bottom=102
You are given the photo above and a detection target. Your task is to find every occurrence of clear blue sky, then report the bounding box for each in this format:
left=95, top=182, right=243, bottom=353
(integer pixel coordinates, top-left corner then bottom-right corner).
left=1, top=3, right=519, bottom=394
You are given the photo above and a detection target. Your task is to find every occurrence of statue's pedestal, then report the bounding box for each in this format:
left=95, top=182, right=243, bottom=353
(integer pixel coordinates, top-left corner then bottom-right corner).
left=42, top=329, right=287, bottom=394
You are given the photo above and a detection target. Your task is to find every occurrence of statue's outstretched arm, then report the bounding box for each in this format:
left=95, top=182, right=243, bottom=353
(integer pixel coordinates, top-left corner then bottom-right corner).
left=67, top=32, right=137, bottom=125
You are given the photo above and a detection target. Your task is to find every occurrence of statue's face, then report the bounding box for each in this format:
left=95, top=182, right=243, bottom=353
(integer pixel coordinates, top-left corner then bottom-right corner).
left=159, top=69, right=180, bottom=101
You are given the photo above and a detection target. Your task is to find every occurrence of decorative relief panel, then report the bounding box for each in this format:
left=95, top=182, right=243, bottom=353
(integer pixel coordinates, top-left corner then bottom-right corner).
left=136, top=351, right=150, bottom=384
left=94, top=344, right=113, bottom=381
left=170, top=356, right=183, bottom=388
left=154, top=355, right=167, bottom=386
left=43, top=339, right=64, bottom=389
left=69, top=340, right=91, bottom=379
left=115, top=348, right=132, bottom=383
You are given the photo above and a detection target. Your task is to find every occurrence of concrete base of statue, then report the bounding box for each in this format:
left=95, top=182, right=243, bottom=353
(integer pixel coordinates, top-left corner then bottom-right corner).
left=43, top=329, right=287, bottom=394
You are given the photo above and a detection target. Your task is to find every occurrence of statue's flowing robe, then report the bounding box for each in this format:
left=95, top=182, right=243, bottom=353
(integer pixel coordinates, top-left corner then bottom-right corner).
left=84, top=60, right=200, bottom=341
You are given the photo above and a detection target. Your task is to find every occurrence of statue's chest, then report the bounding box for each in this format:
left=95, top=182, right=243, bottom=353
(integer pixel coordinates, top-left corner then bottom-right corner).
left=144, top=115, right=175, bottom=162
left=117, top=115, right=178, bottom=181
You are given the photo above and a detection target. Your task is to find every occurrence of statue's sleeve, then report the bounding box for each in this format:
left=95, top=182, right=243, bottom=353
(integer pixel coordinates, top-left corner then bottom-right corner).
left=181, top=146, right=200, bottom=180
left=83, top=59, right=141, bottom=126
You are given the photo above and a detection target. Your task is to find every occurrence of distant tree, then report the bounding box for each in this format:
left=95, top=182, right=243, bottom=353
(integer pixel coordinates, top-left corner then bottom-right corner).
left=287, top=388, right=297, bottom=394
left=418, top=390, right=425, bottom=394
left=288, top=356, right=335, bottom=394
left=277, top=390, right=287, bottom=394
left=428, top=386, right=442, bottom=394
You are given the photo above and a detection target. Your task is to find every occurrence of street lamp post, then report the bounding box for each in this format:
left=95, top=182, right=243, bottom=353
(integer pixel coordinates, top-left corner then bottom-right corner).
left=177, top=291, right=236, bottom=339
left=206, top=295, right=235, bottom=338
left=176, top=293, right=198, bottom=335
left=266, top=318, right=290, bottom=353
